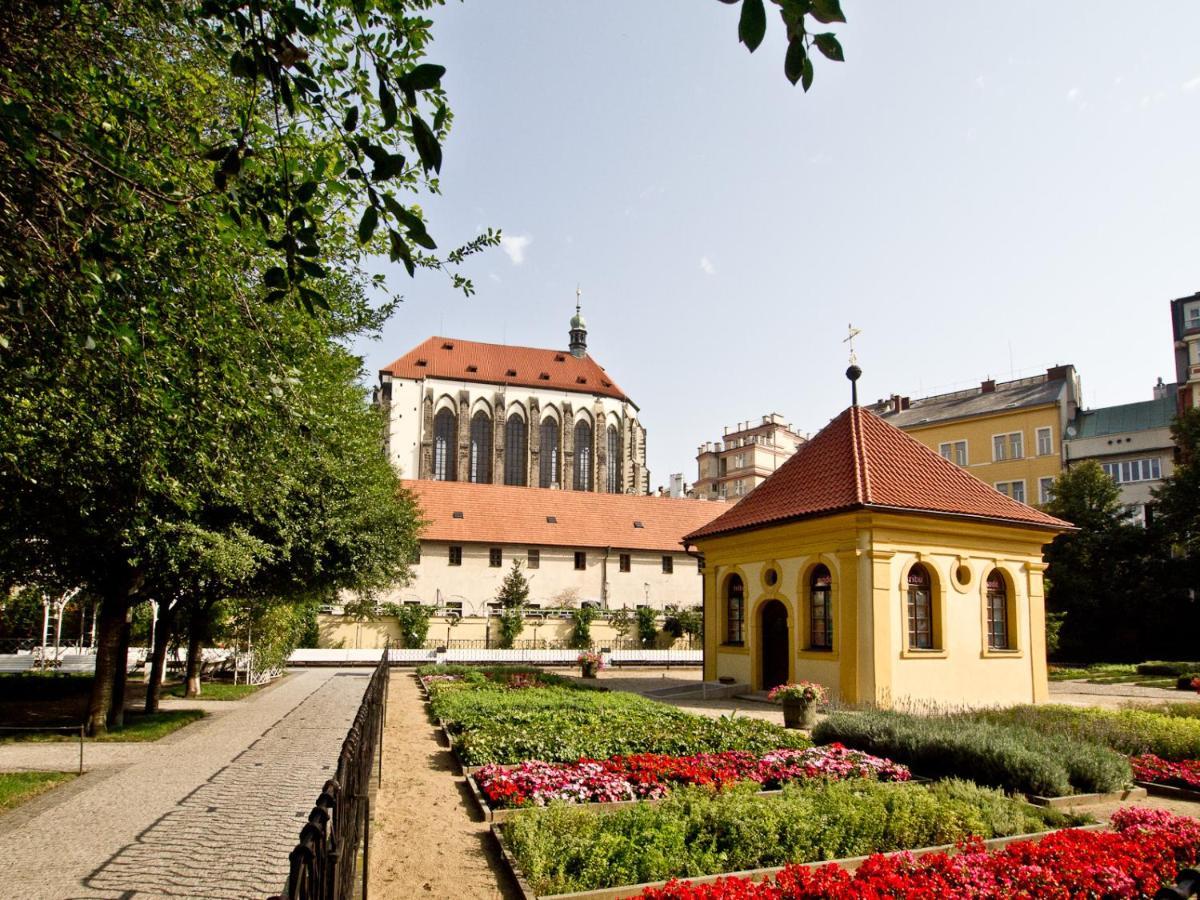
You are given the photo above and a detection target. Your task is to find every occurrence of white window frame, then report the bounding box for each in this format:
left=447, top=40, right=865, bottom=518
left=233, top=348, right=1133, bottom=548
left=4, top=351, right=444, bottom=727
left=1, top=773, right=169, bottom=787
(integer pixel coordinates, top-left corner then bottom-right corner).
left=1102, top=457, right=1163, bottom=485
left=1036, top=427, right=1053, bottom=456
left=992, top=431, right=1023, bottom=462
left=995, top=480, right=1027, bottom=503
left=938, top=440, right=968, bottom=467
left=1038, top=477, right=1055, bottom=504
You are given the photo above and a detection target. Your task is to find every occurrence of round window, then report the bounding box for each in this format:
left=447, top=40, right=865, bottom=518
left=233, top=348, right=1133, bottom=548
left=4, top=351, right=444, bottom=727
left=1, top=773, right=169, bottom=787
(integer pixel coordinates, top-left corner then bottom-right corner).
left=764, top=567, right=779, bottom=587
left=955, top=565, right=971, bottom=587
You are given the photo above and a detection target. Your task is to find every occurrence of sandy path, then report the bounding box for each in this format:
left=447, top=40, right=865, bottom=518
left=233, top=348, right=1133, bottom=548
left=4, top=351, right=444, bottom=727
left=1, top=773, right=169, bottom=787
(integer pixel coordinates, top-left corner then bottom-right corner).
left=369, top=673, right=518, bottom=900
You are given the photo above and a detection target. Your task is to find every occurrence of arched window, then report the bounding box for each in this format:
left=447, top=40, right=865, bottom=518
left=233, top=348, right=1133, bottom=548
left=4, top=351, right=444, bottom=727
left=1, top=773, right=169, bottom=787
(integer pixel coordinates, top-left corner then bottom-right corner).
left=574, top=420, right=593, bottom=491
left=725, top=574, right=745, bottom=644
left=809, top=565, right=833, bottom=650
left=469, top=411, right=492, bottom=483
left=433, top=408, right=457, bottom=481
left=504, top=415, right=528, bottom=486
left=986, top=569, right=1010, bottom=650
left=606, top=425, right=621, bottom=493
left=906, top=564, right=933, bottom=649
left=539, top=417, right=560, bottom=488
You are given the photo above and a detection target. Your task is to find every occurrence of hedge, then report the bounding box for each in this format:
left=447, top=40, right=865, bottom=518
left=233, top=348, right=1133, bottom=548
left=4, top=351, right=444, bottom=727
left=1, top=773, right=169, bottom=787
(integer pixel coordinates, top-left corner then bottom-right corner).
left=1135, top=661, right=1200, bottom=677
left=500, top=779, right=1082, bottom=895
left=973, top=705, right=1200, bottom=762
left=813, top=710, right=1130, bottom=796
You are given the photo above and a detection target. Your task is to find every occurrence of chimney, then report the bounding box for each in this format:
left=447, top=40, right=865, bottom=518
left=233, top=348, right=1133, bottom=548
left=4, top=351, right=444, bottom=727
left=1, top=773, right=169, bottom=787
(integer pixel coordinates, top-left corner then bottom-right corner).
left=1046, top=364, right=1071, bottom=382
left=901, top=397, right=910, bottom=411
left=980, top=379, right=996, bottom=394
left=1153, top=377, right=1168, bottom=400
left=890, top=394, right=903, bottom=413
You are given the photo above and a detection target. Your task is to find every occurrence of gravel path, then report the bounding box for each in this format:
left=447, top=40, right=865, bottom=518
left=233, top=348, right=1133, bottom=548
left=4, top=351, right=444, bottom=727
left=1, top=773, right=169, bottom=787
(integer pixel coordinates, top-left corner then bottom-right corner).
left=0, top=668, right=369, bottom=899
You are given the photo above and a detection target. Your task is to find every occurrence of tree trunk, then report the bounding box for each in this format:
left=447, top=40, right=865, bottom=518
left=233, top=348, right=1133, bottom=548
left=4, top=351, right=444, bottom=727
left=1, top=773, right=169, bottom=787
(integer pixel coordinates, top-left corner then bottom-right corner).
left=86, top=598, right=128, bottom=736
left=184, top=626, right=203, bottom=698
left=107, top=604, right=132, bottom=730
left=144, top=603, right=175, bottom=714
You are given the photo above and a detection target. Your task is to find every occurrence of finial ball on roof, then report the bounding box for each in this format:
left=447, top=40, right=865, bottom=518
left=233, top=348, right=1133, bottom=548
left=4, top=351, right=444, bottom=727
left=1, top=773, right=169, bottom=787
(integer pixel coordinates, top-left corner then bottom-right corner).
left=846, top=364, right=862, bottom=383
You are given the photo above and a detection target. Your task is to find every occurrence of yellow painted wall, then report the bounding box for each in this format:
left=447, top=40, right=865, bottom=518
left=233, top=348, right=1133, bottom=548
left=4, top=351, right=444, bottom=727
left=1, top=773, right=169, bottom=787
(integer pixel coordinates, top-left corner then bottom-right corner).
left=697, top=512, right=1056, bottom=708
left=901, top=404, right=1063, bottom=504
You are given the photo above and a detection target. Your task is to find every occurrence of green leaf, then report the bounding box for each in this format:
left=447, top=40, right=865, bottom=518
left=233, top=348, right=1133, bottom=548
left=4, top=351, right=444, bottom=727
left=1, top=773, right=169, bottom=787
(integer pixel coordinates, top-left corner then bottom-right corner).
left=373, top=153, right=406, bottom=181
left=802, top=56, right=814, bottom=92
left=411, top=115, right=442, bottom=173
left=343, top=105, right=359, bottom=132
left=298, top=259, right=326, bottom=279
left=433, top=103, right=448, bottom=133
left=380, top=83, right=397, bottom=130
left=785, top=39, right=807, bottom=85
left=299, top=287, right=329, bottom=310
left=402, top=64, right=446, bottom=92
left=382, top=195, right=425, bottom=233
left=358, top=205, right=378, bottom=244
left=389, top=229, right=415, bottom=276
left=263, top=266, right=287, bottom=288
left=813, top=32, right=844, bottom=62
left=296, top=180, right=318, bottom=203
left=810, top=0, right=846, bottom=24
left=738, top=0, right=767, bottom=52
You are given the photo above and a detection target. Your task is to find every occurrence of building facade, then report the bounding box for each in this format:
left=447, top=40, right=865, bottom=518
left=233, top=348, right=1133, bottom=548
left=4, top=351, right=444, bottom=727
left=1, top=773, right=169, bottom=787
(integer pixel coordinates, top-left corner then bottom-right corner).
left=1064, top=380, right=1177, bottom=524
left=868, top=366, right=1082, bottom=507
left=377, top=480, right=729, bottom=614
left=375, top=309, right=649, bottom=494
left=1170, top=291, right=1200, bottom=411
left=694, top=414, right=806, bottom=500
left=685, top=405, right=1069, bottom=707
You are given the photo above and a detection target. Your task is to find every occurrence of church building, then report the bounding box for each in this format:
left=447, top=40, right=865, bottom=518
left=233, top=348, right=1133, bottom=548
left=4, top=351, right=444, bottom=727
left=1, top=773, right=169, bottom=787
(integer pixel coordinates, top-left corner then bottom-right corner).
left=685, top=374, right=1072, bottom=708
left=375, top=302, right=649, bottom=493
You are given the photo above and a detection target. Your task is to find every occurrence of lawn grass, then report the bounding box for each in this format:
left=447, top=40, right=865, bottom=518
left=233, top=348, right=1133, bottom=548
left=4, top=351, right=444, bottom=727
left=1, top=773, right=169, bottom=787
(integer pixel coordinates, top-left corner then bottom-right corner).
left=0, top=772, right=75, bottom=811
left=1047, top=663, right=1177, bottom=688
left=0, top=709, right=205, bottom=743
left=163, top=681, right=263, bottom=701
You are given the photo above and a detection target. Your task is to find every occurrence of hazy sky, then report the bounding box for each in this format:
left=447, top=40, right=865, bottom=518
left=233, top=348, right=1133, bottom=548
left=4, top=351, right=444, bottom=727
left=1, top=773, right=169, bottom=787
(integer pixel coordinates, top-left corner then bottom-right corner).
left=355, top=2, right=1200, bottom=488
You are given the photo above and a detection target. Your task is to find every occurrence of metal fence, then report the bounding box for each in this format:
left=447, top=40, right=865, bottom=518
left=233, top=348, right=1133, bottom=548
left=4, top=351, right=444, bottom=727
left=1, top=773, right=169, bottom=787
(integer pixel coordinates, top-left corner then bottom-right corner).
left=271, top=643, right=389, bottom=900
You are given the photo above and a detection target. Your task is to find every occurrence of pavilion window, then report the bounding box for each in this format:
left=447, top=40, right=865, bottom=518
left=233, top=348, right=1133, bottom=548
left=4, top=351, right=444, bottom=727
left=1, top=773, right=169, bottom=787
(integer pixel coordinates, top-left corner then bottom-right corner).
left=539, top=418, right=560, bottom=488
left=606, top=425, right=621, bottom=493
left=574, top=420, right=593, bottom=491
left=469, top=411, right=492, bottom=483
left=986, top=569, right=1010, bottom=650
left=906, top=564, right=934, bottom=650
left=725, top=574, right=745, bottom=645
left=809, top=565, right=833, bottom=650
left=504, top=415, right=528, bottom=486
left=433, top=408, right=457, bottom=481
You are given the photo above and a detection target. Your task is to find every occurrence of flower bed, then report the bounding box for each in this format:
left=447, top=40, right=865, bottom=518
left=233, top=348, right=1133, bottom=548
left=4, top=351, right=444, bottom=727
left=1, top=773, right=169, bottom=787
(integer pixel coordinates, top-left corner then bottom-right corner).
left=475, top=745, right=910, bottom=810
left=1131, top=753, right=1200, bottom=792
left=426, top=676, right=808, bottom=766
left=814, top=709, right=1130, bottom=797
left=498, top=778, right=1082, bottom=896
left=972, top=704, right=1200, bottom=761
left=635, top=808, right=1200, bottom=899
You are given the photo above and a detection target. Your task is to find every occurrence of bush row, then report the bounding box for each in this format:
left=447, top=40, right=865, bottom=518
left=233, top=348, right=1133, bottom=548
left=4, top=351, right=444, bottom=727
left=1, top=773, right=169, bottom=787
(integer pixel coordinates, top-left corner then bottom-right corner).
left=971, top=704, right=1200, bottom=762
left=812, top=710, right=1130, bottom=796
left=424, top=674, right=808, bottom=765
left=500, top=779, right=1082, bottom=895
left=1135, top=660, right=1200, bottom=676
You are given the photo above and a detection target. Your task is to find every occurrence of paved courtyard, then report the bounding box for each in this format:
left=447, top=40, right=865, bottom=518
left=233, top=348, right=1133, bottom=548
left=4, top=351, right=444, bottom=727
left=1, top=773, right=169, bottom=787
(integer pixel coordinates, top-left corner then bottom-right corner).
left=0, top=668, right=369, bottom=899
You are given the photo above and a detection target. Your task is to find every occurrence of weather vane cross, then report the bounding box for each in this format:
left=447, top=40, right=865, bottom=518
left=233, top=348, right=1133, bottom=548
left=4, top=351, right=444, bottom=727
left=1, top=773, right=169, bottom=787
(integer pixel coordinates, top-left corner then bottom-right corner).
left=576, top=284, right=582, bottom=314
left=843, top=324, right=862, bottom=365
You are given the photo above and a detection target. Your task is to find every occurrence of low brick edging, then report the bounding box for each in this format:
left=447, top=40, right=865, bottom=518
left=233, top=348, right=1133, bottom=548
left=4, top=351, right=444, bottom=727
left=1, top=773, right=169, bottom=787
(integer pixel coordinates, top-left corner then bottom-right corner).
left=1135, top=780, right=1200, bottom=803
left=489, top=821, right=1112, bottom=900
left=1024, top=786, right=1148, bottom=808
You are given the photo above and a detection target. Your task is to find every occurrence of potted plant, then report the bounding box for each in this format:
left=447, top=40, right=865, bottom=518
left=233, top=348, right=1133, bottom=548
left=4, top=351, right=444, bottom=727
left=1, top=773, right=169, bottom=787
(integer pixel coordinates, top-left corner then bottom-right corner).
left=578, top=650, right=604, bottom=679
left=767, top=681, right=827, bottom=729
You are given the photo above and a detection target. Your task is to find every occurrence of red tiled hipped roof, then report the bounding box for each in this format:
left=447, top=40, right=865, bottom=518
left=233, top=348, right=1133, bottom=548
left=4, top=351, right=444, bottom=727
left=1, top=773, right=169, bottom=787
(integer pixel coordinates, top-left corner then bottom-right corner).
left=406, top=481, right=730, bottom=552
left=380, top=336, right=633, bottom=404
left=685, top=406, right=1072, bottom=542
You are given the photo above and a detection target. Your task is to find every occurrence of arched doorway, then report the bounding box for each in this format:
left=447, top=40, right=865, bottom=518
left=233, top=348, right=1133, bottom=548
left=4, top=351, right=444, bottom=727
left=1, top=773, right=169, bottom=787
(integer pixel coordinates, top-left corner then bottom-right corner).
left=760, top=599, right=789, bottom=690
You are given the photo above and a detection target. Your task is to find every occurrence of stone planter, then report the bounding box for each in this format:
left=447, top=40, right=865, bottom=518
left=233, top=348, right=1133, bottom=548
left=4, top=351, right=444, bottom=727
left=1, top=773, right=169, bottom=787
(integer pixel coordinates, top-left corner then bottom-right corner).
left=580, top=662, right=598, bottom=679
left=782, top=696, right=817, bottom=729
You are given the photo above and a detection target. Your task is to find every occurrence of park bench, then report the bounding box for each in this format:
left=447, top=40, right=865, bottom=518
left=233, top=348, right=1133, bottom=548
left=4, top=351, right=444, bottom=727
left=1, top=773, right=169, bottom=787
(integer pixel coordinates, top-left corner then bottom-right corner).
left=0, top=654, right=35, bottom=673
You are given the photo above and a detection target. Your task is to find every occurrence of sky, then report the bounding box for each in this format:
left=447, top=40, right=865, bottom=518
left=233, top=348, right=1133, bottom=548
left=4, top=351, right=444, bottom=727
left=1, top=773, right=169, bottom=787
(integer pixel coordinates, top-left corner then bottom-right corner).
left=353, top=2, right=1200, bottom=489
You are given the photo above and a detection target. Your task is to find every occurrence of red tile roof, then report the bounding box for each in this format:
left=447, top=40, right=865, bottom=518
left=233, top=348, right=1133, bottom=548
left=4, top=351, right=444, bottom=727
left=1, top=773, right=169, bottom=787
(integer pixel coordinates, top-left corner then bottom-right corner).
left=406, top=480, right=730, bottom=551
left=381, top=336, right=633, bottom=404
left=685, top=406, right=1072, bottom=542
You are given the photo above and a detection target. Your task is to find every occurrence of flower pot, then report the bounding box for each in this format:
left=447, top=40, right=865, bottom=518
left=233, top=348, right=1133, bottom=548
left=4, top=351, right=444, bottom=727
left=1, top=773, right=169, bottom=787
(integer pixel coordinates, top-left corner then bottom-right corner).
left=581, top=662, right=598, bottom=679
left=782, top=696, right=817, bottom=729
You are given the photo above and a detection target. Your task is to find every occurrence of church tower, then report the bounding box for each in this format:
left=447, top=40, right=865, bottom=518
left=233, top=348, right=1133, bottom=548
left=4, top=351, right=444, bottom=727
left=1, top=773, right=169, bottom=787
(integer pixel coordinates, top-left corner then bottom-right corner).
left=569, top=288, right=588, bottom=358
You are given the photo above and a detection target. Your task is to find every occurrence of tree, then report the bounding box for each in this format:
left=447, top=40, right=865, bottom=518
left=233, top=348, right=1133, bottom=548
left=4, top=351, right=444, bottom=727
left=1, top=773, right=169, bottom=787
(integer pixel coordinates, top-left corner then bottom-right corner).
left=1146, top=407, right=1200, bottom=645
left=389, top=604, right=434, bottom=649
left=567, top=606, right=596, bottom=650
left=636, top=606, right=659, bottom=649
left=719, top=0, right=848, bottom=90
left=495, top=559, right=529, bottom=649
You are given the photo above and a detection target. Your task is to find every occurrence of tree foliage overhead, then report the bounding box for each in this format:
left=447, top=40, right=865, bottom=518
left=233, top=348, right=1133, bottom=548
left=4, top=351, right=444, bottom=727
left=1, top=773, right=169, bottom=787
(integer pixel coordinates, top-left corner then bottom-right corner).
left=719, top=0, right=847, bottom=90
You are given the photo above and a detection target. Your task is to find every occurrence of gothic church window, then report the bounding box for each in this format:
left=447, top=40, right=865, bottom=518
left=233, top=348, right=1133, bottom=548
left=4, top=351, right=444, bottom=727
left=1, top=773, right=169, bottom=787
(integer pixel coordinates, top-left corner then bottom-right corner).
left=433, top=408, right=457, bottom=481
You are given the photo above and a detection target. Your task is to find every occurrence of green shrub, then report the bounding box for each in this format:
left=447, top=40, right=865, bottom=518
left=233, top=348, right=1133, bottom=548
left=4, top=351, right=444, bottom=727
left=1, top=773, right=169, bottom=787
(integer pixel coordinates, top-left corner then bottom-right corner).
left=974, top=705, right=1200, bottom=762
left=813, top=710, right=1130, bottom=796
left=1151, top=702, right=1200, bottom=720
left=567, top=606, right=596, bottom=650
left=636, top=606, right=658, bottom=648
left=388, top=603, right=433, bottom=649
left=500, top=779, right=1080, bottom=895
left=1177, top=675, right=1200, bottom=691
left=426, top=677, right=808, bottom=765
left=1136, top=661, right=1200, bottom=676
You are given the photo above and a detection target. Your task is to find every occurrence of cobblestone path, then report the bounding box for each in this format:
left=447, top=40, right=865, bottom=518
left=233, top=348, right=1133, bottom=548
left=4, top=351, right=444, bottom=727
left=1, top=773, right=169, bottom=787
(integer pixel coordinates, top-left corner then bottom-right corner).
left=0, top=668, right=369, bottom=899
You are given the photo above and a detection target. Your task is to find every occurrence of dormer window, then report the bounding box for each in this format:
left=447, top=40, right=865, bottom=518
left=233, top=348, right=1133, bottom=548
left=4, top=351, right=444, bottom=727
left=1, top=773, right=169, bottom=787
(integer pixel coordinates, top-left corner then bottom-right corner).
left=554, top=354, right=566, bottom=362
left=506, top=369, right=517, bottom=377
left=546, top=515, right=557, bottom=524
left=415, top=358, right=427, bottom=367
left=539, top=372, right=550, bottom=380
left=633, top=521, right=644, bottom=528
left=601, top=380, right=612, bottom=388
left=452, top=511, right=464, bottom=519
left=575, top=376, right=587, bottom=385
left=441, top=341, right=454, bottom=350
left=466, top=365, right=478, bottom=373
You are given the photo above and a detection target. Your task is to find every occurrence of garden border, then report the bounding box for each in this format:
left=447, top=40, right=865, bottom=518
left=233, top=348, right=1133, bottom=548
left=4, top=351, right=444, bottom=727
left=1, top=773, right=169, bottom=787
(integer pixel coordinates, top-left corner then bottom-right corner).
left=1135, top=780, right=1200, bottom=803
left=489, top=821, right=1112, bottom=900
left=1024, top=786, right=1146, bottom=808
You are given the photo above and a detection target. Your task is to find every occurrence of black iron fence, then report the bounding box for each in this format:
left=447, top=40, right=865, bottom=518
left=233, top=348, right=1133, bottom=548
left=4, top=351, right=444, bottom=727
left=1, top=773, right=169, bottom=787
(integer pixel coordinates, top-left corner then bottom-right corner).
left=271, top=642, right=389, bottom=900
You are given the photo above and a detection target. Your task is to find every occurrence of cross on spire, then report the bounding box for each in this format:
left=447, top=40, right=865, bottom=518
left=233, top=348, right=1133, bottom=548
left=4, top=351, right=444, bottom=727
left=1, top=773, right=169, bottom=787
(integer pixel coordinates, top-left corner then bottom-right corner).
left=843, top=323, right=862, bottom=365
left=843, top=324, right=863, bottom=407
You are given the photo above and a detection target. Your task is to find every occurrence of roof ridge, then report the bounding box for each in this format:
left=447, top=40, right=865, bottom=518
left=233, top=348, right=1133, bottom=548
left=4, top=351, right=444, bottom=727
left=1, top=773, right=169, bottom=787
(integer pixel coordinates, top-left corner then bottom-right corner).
left=851, top=407, right=870, bottom=504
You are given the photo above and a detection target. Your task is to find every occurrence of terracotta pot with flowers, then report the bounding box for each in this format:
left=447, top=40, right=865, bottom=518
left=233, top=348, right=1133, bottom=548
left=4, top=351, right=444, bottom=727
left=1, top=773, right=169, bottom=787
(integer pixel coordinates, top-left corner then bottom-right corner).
left=767, top=681, right=827, bottom=729
left=578, top=650, right=604, bottom=679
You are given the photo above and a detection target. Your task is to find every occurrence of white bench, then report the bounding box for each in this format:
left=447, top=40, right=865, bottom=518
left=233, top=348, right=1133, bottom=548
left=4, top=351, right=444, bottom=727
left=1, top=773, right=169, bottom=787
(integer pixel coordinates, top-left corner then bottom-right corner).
left=0, top=655, right=34, bottom=673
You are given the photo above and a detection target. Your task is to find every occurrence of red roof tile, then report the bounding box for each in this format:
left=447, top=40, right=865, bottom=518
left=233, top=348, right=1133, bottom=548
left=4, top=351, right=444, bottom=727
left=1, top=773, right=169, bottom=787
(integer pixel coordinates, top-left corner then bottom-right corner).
left=406, top=481, right=730, bottom=551
left=685, top=406, right=1072, bottom=542
left=381, top=336, right=633, bottom=404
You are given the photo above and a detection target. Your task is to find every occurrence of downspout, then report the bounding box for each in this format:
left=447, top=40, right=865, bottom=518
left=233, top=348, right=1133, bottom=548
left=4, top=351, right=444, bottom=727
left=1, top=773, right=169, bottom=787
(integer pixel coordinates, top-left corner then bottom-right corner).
left=601, top=546, right=611, bottom=609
